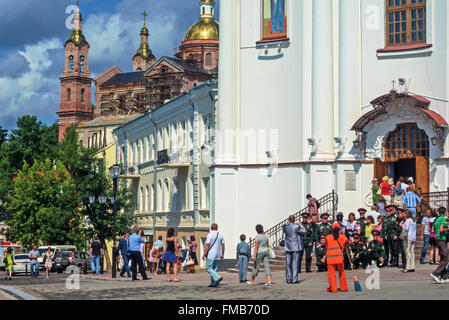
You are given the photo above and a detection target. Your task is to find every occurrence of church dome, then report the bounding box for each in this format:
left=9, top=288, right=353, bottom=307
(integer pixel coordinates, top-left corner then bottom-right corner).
left=183, top=18, right=219, bottom=41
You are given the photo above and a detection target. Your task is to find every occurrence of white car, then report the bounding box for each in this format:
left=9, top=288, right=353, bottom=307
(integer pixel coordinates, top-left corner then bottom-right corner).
left=12, top=254, right=31, bottom=275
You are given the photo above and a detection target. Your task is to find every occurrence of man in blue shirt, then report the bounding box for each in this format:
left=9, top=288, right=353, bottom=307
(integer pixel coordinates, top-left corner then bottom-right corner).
left=117, top=232, right=131, bottom=278
left=402, top=187, right=421, bottom=220
left=129, top=227, right=150, bottom=281
left=152, top=235, right=165, bottom=250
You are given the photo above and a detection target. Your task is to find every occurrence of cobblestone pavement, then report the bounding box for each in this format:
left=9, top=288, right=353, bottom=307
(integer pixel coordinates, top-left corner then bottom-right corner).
left=0, top=264, right=447, bottom=300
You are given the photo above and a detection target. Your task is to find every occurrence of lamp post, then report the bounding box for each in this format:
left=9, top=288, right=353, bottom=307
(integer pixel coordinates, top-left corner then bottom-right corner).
left=109, top=164, right=121, bottom=279
left=98, top=193, right=107, bottom=274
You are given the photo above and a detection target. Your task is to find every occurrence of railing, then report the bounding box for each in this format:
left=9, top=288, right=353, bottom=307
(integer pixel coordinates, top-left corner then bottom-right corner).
left=420, top=188, right=449, bottom=218
left=249, top=190, right=338, bottom=249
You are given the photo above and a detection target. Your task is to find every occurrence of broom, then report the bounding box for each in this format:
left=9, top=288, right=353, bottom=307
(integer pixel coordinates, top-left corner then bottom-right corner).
left=345, top=246, right=363, bottom=292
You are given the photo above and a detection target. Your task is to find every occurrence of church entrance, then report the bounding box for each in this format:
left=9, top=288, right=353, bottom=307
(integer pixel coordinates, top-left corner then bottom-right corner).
left=374, top=123, right=429, bottom=194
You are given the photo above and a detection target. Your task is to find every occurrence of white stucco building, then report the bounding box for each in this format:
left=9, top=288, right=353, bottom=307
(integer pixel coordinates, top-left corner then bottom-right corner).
left=214, top=0, right=449, bottom=258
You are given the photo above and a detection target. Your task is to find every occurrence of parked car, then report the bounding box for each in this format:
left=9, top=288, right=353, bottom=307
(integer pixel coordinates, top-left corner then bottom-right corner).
left=53, top=251, right=91, bottom=274
left=37, top=245, right=77, bottom=270
left=11, top=254, right=30, bottom=275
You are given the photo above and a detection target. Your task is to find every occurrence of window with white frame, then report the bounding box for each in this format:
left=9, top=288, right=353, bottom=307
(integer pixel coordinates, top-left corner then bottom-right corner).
left=145, top=185, right=149, bottom=211
left=201, top=177, right=210, bottom=209
left=139, top=187, right=144, bottom=212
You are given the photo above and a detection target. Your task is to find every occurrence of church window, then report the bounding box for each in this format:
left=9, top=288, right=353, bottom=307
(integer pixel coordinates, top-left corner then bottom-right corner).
left=205, top=53, right=212, bottom=66
left=81, top=88, right=85, bottom=103
left=67, top=88, right=71, bottom=102
left=68, top=55, right=74, bottom=72
left=385, top=123, right=429, bottom=161
left=386, top=0, right=426, bottom=47
left=202, top=7, right=206, bottom=15
left=136, top=67, right=142, bottom=71
left=80, top=55, right=85, bottom=73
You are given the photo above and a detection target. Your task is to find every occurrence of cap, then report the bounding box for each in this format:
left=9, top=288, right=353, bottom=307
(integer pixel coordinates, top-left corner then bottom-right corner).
left=336, top=213, right=344, bottom=221
left=353, top=234, right=360, bottom=238
left=301, top=213, right=309, bottom=218
left=372, top=230, right=381, bottom=235
left=358, top=208, right=367, bottom=213
left=319, top=235, right=326, bottom=240
left=386, top=205, right=397, bottom=210
left=320, top=213, right=329, bottom=218
left=397, top=208, right=405, bottom=213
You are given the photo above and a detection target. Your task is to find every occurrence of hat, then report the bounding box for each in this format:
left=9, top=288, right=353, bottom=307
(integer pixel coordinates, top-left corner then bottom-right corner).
left=397, top=208, right=405, bottom=213
left=319, top=235, right=326, bottom=240
left=321, top=213, right=329, bottom=218
left=353, top=234, right=360, bottom=238
left=336, top=213, right=344, bottom=221
left=301, top=213, right=309, bottom=218
left=358, top=208, right=367, bottom=213
left=408, top=177, right=414, bottom=183
left=372, top=230, right=381, bottom=235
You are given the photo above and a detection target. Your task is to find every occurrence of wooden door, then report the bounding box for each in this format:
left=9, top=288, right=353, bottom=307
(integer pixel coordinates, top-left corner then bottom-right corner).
left=415, top=156, right=429, bottom=194
left=374, top=158, right=388, bottom=181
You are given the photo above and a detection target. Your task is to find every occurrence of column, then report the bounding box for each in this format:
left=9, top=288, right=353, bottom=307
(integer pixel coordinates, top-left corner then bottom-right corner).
left=312, top=0, right=334, bottom=159
left=217, top=0, right=239, bottom=164
left=339, top=0, right=361, bottom=159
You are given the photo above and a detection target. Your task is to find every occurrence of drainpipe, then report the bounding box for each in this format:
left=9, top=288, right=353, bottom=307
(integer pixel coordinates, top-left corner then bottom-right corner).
left=208, top=85, right=218, bottom=224
left=149, top=113, right=158, bottom=242
left=187, top=90, right=200, bottom=227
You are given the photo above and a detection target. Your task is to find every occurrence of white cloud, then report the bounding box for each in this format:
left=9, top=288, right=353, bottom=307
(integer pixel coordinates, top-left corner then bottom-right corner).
left=0, top=38, right=62, bottom=128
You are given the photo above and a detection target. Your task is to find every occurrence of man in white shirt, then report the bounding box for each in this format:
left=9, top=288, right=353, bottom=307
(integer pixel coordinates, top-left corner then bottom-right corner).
left=202, top=223, right=225, bottom=287
left=367, top=205, right=380, bottom=225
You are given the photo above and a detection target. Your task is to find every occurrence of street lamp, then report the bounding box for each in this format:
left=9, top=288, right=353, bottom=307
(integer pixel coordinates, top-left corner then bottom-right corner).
left=98, top=193, right=107, bottom=274
left=109, top=164, right=121, bottom=279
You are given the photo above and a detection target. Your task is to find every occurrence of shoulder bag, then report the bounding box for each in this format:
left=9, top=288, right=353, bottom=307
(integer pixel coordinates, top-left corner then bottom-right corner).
left=399, top=221, right=408, bottom=241
left=205, top=232, right=220, bottom=258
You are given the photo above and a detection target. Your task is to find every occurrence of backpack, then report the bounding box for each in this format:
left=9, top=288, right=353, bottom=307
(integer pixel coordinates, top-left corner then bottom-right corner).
left=238, top=243, right=249, bottom=256
left=315, top=199, right=321, bottom=209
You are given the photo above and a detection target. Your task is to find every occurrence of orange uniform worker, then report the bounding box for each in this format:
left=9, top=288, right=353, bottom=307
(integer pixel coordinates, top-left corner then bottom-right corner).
left=323, top=222, right=349, bottom=293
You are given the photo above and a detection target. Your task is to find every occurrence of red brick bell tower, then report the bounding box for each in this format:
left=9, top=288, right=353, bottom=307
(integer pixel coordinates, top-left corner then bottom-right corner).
left=58, top=3, right=93, bottom=141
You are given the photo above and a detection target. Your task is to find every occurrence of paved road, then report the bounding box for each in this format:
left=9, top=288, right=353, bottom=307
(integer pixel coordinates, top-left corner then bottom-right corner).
left=0, top=264, right=447, bottom=300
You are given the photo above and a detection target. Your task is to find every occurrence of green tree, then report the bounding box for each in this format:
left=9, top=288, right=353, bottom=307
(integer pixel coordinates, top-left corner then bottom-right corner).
left=4, top=159, right=82, bottom=248
left=58, top=127, right=134, bottom=250
left=0, top=126, right=7, bottom=146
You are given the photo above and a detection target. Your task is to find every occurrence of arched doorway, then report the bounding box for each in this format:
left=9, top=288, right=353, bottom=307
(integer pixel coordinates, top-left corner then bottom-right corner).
left=374, top=123, right=430, bottom=194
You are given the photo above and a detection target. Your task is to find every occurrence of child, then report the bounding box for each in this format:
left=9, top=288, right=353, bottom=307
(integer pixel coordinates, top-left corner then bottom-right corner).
left=316, top=236, right=327, bottom=272
left=236, top=234, right=250, bottom=283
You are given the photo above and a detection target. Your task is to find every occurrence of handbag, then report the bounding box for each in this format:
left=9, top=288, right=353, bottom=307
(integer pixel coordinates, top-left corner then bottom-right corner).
left=399, top=230, right=408, bottom=241
left=267, top=240, right=276, bottom=259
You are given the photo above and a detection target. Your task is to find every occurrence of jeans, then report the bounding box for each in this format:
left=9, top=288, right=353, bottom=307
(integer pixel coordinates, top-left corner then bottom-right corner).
left=420, top=234, right=430, bottom=262
left=30, top=263, right=38, bottom=278
left=120, top=254, right=131, bottom=276
left=238, top=255, right=248, bottom=281
left=206, top=259, right=221, bottom=285
left=91, top=255, right=100, bottom=274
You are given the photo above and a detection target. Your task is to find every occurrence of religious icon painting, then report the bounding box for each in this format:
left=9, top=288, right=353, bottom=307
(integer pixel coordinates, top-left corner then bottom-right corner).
left=260, top=0, right=288, bottom=42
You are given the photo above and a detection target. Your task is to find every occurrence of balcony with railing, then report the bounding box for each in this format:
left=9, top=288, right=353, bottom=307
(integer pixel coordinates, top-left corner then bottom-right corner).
left=157, top=148, right=192, bottom=168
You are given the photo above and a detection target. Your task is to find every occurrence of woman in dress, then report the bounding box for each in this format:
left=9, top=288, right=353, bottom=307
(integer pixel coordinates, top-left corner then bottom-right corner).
left=188, top=235, right=199, bottom=267
left=371, top=178, right=380, bottom=205
left=44, top=247, right=53, bottom=279
left=162, top=227, right=180, bottom=282
left=248, top=224, right=272, bottom=286
left=4, top=247, right=13, bottom=280
left=306, top=194, right=318, bottom=218
left=376, top=215, right=383, bottom=233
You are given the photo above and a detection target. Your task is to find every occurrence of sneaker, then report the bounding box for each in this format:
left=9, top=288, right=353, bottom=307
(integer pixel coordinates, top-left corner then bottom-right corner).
left=431, top=273, right=443, bottom=283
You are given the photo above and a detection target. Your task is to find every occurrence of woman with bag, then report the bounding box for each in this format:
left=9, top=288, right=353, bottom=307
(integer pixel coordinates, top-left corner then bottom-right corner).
left=44, top=247, right=53, bottom=279
left=247, top=224, right=272, bottom=286
left=4, top=247, right=14, bottom=280
left=400, top=210, right=417, bottom=273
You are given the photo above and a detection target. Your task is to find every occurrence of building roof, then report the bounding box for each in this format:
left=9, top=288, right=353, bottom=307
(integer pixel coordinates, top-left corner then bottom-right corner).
left=101, top=71, right=145, bottom=87
left=145, top=56, right=209, bottom=76
left=78, top=115, right=140, bottom=128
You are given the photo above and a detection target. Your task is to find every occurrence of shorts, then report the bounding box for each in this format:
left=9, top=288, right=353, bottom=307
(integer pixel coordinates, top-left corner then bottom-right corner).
left=429, top=237, right=437, bottom=247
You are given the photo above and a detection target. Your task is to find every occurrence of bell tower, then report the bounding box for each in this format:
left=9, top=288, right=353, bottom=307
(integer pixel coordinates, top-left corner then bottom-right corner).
left=132, top=11, right=156, bottom=72
left=58, top=1, right=93, bottom=141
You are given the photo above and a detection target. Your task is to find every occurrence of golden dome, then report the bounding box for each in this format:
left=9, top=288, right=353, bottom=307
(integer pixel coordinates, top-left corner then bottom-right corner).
left=183, top=18, right=219, bottom=41
left=140, top=26, right=149, bottom=36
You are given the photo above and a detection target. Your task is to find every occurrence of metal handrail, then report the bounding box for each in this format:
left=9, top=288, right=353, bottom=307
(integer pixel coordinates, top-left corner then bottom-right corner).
left=249, top=190, right=338, bottom=249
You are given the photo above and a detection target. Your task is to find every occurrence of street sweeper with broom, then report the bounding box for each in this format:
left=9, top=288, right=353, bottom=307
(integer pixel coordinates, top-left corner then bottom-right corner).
left=321, top=222, right=349, bottom=293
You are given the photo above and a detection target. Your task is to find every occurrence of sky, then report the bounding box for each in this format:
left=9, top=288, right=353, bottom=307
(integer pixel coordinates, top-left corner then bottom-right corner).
left=0, top=0, right=219, bottom=131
